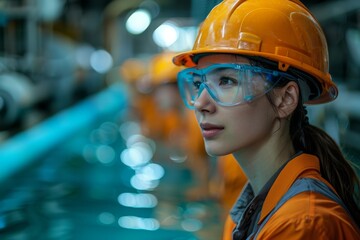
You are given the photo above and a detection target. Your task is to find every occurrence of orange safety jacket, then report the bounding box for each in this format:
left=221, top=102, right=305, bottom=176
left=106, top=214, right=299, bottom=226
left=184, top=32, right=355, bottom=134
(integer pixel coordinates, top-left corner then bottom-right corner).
left=222, top=153, right=360, bottom=240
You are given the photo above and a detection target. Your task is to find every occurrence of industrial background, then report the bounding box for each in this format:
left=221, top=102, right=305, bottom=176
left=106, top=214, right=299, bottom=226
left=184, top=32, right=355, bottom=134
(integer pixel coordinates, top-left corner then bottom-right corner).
left=0, top=0, right=359, bottom=239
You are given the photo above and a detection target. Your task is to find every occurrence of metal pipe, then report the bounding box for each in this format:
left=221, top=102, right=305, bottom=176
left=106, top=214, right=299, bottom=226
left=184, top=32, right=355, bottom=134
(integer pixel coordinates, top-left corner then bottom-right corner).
left=0, top=83, right=128, bottom=182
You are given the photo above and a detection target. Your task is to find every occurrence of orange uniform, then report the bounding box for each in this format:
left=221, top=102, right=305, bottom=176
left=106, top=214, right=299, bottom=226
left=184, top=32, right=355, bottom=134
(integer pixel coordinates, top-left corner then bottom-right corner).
left=222, top=153, right=360, bottom=240
left=216, top=155, right=247, bottom=212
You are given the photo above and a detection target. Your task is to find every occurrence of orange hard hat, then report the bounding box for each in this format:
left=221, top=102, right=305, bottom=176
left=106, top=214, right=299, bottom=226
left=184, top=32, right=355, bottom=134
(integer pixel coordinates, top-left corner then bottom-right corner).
left=173, top=0, right=338, bottom=104
left=149, top=52, right=184, bottom=86
left=120, top=58, right=147, bottom=84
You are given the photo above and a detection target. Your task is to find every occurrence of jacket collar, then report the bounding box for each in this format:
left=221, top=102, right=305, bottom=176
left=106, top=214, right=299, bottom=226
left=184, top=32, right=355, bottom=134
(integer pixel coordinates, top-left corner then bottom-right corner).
left=259, top=153, right=321, bottom=223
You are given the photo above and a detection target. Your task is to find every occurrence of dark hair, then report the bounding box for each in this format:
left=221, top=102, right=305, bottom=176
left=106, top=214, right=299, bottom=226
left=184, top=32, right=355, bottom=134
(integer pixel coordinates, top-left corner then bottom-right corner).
left=290, top=101, right=360, bottom=224
left=246, top=55, right=360, bottom=225
left=269, top=71, right=360, bottom=225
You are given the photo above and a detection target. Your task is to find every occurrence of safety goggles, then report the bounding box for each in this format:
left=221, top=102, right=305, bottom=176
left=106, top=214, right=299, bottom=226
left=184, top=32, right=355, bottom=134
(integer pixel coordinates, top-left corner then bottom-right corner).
left=177, top=63, right=296, bottom=109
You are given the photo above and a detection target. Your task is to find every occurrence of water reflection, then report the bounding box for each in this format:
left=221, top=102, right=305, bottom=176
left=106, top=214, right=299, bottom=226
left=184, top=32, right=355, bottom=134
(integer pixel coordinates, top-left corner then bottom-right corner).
left=118, top=216, right=160, bottom=231
left=0, top=115, right=222, bottom=240
left=118, top=193, right=158, bottom=208
left=98, top=212, right=116, bottom=225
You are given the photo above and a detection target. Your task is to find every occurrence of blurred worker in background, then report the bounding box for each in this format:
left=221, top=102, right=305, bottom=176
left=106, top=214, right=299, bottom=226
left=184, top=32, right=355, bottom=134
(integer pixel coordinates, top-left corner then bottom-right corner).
left=120, top=53, right=211, bottom=199
left=173, top=0, right=360, bottom=239
left=146, top=52, right=187, bottom=146
left=146, top=52, right=212, bottom=201
left=119, top=57, right=152, bottom=124
left=147, top=52, right=248, bottom=221
left=120, top=52, right=247, bottom=227
left=215, top=154, right=247, bottom=214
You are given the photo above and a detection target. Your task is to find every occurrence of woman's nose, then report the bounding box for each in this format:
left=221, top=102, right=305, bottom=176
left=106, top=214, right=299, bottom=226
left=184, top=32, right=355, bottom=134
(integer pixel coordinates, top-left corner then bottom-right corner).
left=193, top=84, right=214, bottom=112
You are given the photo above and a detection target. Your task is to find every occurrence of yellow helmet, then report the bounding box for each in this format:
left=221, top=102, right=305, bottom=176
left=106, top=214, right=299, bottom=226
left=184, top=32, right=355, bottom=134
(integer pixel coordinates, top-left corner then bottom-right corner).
left=120, top=58, right=147, bottom=84
left=150, top=52, right=184, bottom=86
left=173, top=0, right=338, bottom=104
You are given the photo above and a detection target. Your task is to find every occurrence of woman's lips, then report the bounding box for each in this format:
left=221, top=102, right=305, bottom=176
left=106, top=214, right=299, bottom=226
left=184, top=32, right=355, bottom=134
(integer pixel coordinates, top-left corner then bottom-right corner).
left=200, top=123, right=224, bottom=139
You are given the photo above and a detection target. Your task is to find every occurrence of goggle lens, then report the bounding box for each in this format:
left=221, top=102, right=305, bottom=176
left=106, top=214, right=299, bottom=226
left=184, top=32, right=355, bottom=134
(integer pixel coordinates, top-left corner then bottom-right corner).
left=177, top=63, right=295, bottom=109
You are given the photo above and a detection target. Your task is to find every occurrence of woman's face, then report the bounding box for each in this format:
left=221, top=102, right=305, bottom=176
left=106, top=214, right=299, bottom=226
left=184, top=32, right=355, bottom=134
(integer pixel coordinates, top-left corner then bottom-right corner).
left=194, top=54, right=278, bottom=156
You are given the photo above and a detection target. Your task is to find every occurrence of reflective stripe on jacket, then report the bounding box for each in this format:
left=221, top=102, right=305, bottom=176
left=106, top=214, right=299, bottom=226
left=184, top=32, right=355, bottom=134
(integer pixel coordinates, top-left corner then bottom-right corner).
left=222, top=153, right=360, bottom=240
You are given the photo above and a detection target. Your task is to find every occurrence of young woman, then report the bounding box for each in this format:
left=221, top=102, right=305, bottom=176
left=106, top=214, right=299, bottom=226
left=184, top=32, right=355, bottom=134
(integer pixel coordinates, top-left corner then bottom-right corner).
left=173, top=0, right=360, bottom=239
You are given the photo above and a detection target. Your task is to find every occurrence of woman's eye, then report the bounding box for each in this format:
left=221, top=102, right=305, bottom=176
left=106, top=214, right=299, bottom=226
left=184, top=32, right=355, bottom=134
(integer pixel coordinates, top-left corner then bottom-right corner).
left=218, top=77, right=238, bottom=86
left=193, top=80, right=202, bottom=89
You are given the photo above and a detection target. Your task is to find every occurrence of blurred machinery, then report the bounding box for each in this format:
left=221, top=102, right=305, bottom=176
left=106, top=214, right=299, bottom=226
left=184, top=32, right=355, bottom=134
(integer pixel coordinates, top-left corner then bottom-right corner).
left=0, top=0, right=62, bottom=130
left=0, top=0, right=106, bottom=133
left=0, top=1, right=223, bottom=239
left=0, top=0, right=359, bottom=239
left=309, top=0, right=360, bottom=160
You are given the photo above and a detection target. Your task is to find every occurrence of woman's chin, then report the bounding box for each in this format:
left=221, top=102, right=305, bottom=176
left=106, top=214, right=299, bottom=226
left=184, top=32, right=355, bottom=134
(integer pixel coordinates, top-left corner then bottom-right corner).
left=204, top=144, right=231, bottom=157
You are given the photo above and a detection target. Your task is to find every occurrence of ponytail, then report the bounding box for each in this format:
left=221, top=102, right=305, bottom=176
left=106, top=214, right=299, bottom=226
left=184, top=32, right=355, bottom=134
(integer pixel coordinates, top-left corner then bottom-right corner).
left=290, top=103, right=360, bottom=224
left=252, top=55, right=360, bottom=224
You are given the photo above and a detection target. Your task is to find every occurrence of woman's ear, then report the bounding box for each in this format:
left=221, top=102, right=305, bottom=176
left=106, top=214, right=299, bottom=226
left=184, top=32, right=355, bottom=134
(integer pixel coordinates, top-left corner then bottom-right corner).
left=272, top=81, right=299, bottom=118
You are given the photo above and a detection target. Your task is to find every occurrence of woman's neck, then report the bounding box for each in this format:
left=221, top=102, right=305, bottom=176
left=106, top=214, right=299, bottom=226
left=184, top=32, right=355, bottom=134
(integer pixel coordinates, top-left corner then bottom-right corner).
left=233, top=126, right=295, bottom=195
